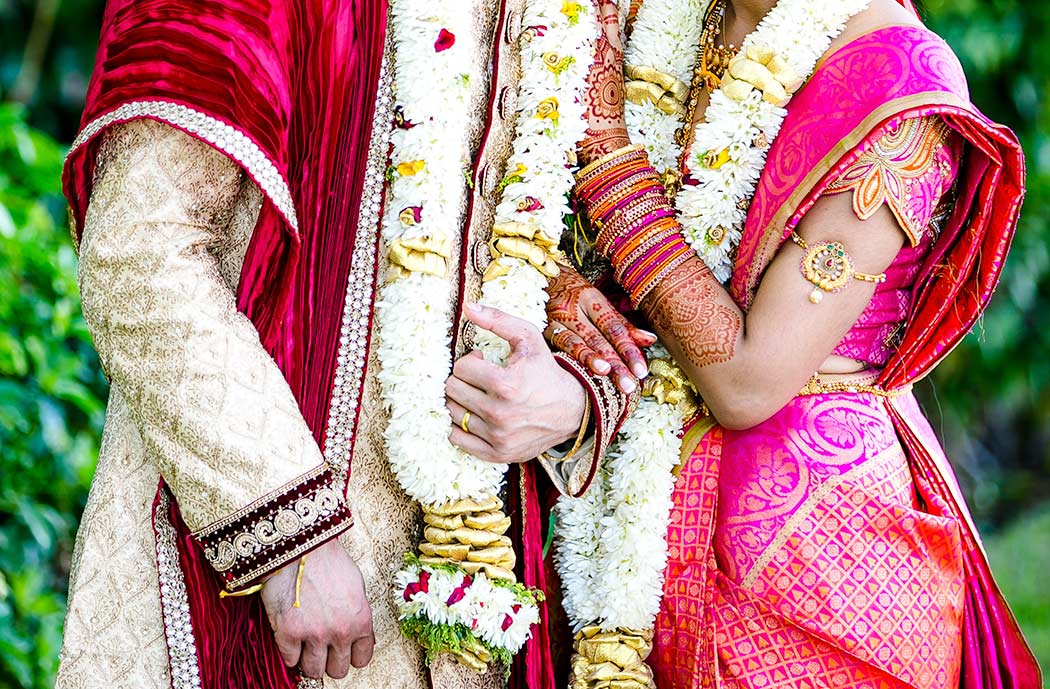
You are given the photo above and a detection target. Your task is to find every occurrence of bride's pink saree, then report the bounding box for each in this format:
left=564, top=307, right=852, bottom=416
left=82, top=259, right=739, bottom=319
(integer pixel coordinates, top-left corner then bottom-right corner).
left=650, top=22, right=1040, bottom=689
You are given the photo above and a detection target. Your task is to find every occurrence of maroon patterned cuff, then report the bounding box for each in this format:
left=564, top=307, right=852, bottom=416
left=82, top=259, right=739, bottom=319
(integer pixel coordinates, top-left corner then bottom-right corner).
left=547, top=352, right=638, bottom=496
left=194, top=464, right=352, bottom=592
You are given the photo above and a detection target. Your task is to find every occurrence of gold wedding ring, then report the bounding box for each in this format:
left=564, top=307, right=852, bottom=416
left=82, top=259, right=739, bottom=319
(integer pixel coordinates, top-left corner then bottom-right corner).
left=460, top=411, right=472, bottom=434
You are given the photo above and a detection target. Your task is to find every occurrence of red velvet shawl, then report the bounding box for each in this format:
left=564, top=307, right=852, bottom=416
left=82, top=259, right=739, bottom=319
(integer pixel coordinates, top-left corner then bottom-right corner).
left=63, top=2, right=388, bottom=687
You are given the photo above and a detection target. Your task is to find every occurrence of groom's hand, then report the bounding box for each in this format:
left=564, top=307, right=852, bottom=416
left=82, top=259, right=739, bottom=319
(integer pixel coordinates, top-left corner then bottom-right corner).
left=446, top=303, right=587, bottom=463
left=261, top=539, right=375, bottom=680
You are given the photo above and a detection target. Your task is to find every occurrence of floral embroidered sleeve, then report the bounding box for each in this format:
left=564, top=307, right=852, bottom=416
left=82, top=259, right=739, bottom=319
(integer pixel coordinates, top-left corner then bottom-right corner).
left=77, top=120, right=351, bottom=591
left=824, top=115, right=962, bottom=245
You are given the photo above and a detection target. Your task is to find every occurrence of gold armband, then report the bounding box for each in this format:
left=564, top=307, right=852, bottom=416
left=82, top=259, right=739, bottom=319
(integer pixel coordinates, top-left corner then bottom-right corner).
left=790, top=232, right=886, bottom=304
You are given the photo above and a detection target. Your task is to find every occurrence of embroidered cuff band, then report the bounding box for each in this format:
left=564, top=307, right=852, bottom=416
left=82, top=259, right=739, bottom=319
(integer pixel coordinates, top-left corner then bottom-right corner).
left=541, top=353, right=638, bottom=497
left=195, top=464, right=353, bottom=592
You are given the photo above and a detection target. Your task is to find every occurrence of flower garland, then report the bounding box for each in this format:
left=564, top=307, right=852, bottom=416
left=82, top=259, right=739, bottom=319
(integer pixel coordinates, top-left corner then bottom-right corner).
left=626, top=0, right=867, bottom=282
left=554, top=346, right=690, bottom=689
left=377, top=0, right=597, bottom=670
left=554, top=346, right=686, bottom=633
left=623, top=0, right=707, bottom=176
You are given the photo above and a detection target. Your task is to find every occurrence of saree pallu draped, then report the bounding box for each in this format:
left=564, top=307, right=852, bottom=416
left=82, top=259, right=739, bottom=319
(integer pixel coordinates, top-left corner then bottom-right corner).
left=651, top=24, right=1041, bottom=689
left=63, top=2, right=389, bottom=687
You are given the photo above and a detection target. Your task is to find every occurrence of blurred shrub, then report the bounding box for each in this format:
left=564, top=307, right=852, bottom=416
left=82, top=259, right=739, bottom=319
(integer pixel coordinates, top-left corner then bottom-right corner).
left=0, top=102, right=107, bottom=688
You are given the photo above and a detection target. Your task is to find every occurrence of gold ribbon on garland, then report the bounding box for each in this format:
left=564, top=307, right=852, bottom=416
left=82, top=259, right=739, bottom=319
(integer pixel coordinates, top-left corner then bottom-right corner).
left=484, top=221, right=564, bottom=282
left=570, top=627, right=657, bottom=689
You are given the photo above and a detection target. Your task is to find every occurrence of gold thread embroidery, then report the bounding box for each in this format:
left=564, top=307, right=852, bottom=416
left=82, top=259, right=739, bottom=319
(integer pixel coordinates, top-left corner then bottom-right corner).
left=202, top=486, right=342, bottom=573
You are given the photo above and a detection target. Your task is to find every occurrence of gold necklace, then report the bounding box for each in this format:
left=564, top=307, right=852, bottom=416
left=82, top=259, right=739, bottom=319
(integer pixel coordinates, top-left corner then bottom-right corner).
left=665, top=0, right=740, bottom=198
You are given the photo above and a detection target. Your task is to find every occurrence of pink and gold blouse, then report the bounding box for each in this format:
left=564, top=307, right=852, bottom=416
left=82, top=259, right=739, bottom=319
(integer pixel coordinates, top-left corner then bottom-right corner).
left=826, top=115, right=963, bottom=367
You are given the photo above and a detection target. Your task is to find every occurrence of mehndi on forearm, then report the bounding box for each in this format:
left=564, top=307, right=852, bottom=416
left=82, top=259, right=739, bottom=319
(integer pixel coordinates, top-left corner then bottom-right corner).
left=573, top=145, right=742, bottom=370
left=642, top=259, right=741, bottom=369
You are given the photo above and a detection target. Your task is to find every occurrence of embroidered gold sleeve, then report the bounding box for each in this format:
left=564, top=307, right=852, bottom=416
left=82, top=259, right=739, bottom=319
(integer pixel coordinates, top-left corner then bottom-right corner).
left=77, top=120, right=350, bottom=590
left=825, top=116, right=960, bottom=245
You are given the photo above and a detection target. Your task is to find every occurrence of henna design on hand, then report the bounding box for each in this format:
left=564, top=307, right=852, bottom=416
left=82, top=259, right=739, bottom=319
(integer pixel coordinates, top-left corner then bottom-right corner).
left=546, top=266, right=649, bottom=390
left=584, top=35, right=625, bottom=127
left=644, top=260, right=741, bottom=368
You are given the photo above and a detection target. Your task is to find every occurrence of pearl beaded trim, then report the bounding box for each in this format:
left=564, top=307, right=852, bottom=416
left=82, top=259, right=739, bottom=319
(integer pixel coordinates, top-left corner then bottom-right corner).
left=154, top=490, right=204, bottom=689
left=322, top=55, right=394, bottom=488
left=69, top=100, right=299, bottom=232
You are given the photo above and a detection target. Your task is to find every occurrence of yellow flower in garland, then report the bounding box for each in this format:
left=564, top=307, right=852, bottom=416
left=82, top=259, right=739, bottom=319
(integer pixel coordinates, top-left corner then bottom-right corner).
left=701, top=149, right=731, bottom=170
left=542, top=52, right=575, bottom=75
left=561, top=0, right=582, bottom=24
left=498, top=163, right=528, bottom=194
left=535, top=97, right=560, bottom=123
left=397, top=159, right=425, bottom=176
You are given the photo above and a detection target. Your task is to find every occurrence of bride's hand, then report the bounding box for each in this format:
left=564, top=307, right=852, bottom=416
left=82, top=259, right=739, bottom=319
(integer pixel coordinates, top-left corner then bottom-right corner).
left=579, top=0, right=631, bottom=165
left=545, top=264, right=656, bottom=394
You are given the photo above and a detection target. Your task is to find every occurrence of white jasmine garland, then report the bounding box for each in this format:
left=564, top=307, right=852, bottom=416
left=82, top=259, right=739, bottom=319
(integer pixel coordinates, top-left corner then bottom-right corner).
left=377, top=0, right=504, bottom=505
left=394, top=560, right=541, bottom=658
left=623, top=0, right=708, bottom=174
left=379, top=0, right=597, bottom=662
left=554, top=345, right=684, bottom=632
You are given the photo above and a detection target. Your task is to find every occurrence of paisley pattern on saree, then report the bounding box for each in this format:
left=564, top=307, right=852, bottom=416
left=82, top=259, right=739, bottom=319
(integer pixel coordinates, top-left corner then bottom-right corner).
left=715, top=395, right=901, bottom=580
left=656, top=394, right=966, bottom=689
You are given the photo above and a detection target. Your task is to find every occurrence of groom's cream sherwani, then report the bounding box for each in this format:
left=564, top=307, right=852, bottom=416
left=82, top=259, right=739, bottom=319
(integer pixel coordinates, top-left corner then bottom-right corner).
left=57, top=3, right=629, bottom=688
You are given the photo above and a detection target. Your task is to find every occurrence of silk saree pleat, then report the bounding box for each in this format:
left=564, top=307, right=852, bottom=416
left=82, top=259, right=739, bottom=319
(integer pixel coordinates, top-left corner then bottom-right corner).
left=889, top=395, right=1042, bottom=689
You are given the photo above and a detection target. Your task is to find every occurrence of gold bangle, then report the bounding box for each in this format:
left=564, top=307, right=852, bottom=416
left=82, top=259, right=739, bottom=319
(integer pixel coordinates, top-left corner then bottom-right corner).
left=218, top=583, right=265, bottom=599
left=540, top=396, right=591, bottom=463
left=574, top=144, right=647, bottom=181
left=292, top=555, right=307, bottom=609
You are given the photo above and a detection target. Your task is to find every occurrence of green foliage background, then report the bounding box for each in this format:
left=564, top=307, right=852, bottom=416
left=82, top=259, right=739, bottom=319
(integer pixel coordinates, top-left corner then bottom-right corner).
left=0, top=0, right=1046, bottom=686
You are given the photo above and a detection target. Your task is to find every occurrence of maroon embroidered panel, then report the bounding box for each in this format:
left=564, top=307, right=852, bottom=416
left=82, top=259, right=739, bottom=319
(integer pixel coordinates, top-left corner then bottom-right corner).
left=194, top=465, right=352, bottom=591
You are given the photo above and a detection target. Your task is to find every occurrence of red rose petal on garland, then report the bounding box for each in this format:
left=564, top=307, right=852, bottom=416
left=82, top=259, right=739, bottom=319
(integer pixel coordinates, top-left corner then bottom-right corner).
left=446, top=585, right=467, bottom=606
left=435, top=28, right=456, bottom=52
left=501, top=614, right=514, bottom=631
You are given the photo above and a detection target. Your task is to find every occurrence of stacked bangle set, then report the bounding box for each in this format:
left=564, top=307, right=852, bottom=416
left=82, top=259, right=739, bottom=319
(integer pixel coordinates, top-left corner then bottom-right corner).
left=573, top=145, right=693, bottom=306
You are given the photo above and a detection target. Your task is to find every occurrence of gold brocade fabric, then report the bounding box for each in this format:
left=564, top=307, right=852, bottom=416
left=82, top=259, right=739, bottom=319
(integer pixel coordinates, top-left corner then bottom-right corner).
left=58, top=118, right=332, bottom=687
left=76, top=119, right=327, bottom=533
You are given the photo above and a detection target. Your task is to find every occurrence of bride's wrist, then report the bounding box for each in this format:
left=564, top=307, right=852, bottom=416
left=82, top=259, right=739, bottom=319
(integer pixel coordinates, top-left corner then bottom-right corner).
left=579, top=126, right=631, bottom=166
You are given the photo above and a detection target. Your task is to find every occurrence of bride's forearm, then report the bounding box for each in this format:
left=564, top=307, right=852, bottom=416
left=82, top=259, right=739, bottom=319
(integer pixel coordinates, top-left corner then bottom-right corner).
left=638, top=259, right=778, bottom=429
left=642, top=260, right=742, bottom=370
left=640, top=255, right=831, bottom=430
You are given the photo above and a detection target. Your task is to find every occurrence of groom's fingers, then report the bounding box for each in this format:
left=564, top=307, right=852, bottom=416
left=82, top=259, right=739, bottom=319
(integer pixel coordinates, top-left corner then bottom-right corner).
left=451, top=351, right=508, bottom=399
left=463, top=303, right=545, bottom=361
left=449, top=425, right=505, bottom=463
left=447, top=364, right=494, bottom=410
left=445, top=399, right=494, bottom=444
left=299, top=641, right=327, bottom=680
left=350, top=629, right=375, bottom=669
